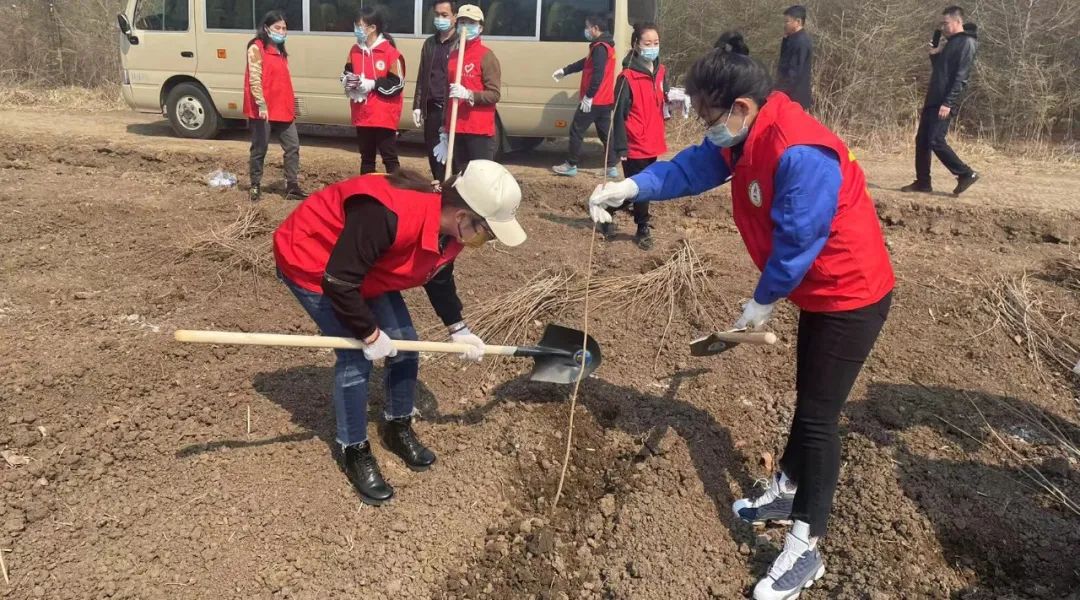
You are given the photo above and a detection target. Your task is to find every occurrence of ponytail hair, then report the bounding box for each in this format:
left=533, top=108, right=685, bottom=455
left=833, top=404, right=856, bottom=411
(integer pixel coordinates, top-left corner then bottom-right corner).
left=713, top=31, right=750, bottom=55
left=687, top=31, right=771, bottom=110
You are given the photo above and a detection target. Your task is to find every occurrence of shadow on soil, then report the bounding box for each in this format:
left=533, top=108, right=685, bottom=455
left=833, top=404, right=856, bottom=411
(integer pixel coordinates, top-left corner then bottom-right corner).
left=851, top=383, right=1080, bottom=599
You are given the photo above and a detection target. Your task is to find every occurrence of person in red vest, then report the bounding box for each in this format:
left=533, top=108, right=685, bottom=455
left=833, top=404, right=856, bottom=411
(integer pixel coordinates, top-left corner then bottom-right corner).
left=608, top=22, right=669, bottom=250
left=551, top=13, right=619, bottom=179
left=587, top=32, right=894, bottom=600
left=244, top=10, right=307, bottom=202
left=432, top=4, right=501, bottom=174
left=274, top=161, right=526, bottom=506
left=341, top=7, right=405, bottom=175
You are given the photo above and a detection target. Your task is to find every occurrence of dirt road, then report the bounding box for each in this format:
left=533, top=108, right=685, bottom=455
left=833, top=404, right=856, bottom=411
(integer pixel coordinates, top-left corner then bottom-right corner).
left=0, top=108, right=1078, bottom=600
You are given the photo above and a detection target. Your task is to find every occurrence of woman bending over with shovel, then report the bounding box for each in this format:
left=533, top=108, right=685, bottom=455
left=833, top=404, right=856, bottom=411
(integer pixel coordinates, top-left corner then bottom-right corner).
left=273, top=161, right=526, bottom=505
left=587, top=33, right=894, bottom=600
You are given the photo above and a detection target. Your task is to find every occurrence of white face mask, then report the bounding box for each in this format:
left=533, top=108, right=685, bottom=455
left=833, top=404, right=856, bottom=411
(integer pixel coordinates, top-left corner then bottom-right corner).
left=705, top=108, right=749, bottom=147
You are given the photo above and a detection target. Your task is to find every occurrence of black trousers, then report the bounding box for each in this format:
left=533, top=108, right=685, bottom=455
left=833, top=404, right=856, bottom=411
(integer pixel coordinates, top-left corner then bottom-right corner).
left=423, top=100, right=446, bottom=181
left=451, top=133, right=495, bottom=175
left=779, top=291, right=892, bottom=538
left=609, top=156, right=655, bottom=227
left=914, top=106, right=972, bottom=185
left=567, top=105, right=618, bottom=168
left=356, top=126, right=399, bottom=175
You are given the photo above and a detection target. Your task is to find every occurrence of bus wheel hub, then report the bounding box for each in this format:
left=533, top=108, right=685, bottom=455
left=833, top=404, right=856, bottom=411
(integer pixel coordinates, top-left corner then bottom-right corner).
left=176, top=96, right=205, bottom=130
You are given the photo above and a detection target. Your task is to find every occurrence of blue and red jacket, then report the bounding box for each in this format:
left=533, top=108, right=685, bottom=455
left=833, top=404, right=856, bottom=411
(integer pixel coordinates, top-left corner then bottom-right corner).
left=630, top=92, right=894, bottom=312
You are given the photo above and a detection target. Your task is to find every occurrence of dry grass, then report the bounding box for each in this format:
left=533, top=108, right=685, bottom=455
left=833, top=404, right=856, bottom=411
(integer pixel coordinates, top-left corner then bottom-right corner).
left=179, top=206, right=274, bottom=285
left=985, top=273, right=1080, bottom=381
left=0, top=85, right=126, bottom=111
left=462, top=240, right=725, bottom=358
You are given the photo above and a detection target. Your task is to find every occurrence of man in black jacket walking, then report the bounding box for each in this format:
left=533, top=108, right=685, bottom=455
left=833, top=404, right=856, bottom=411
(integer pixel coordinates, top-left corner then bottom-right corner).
left=413, top=0, right=457, bottom=181
left=776, top=5, right=812, bottom=110
left=903, top=5, right=979, bottom=195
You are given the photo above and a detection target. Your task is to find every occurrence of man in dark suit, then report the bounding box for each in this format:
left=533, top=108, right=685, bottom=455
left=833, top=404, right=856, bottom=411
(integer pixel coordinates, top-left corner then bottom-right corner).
left=776, top=5, right=813, bottom=110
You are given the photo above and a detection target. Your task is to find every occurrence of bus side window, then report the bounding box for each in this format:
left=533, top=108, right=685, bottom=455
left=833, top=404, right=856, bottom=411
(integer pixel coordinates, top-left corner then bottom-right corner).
left=133, top=0, right=189, bottom=31
left=539, top=0, right=613, bottom=42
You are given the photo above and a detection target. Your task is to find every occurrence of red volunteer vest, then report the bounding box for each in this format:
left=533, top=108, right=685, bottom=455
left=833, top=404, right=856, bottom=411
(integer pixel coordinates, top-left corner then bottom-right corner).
left=722, top=92, right=894, bottom=312
left=243, top=39, right=295, bottom=122
left=621, top=64, right=667, bottom=159
left=581, top=41, right=616, bottom=105
left=347, top=40, right=405, bottom=130
left=445, top=39, right=497, bottom=136
left=273, top=175, right=463, bottom=298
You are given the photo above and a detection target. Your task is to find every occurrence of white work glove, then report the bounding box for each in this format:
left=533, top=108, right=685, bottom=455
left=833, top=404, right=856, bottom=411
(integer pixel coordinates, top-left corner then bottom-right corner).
left=449, top=83, right=474, bottom=103
left=412, top=108, right=423, bottom=128
left=433, top=132, right=449, bottom=164
left=733, top=299, right=776, bottom=330
left=588, top=179, right=639, bottom=224
left=450, top=326, right=485, bottom=362
left=359, top=78, right=376, bottom=94
left=552, top=68, right=565, bottom=82
left=580, top=96, right=593, bottom=113
left=361, top=329, right=398, bottom=361
left=341, top=72, right=360, bottom=90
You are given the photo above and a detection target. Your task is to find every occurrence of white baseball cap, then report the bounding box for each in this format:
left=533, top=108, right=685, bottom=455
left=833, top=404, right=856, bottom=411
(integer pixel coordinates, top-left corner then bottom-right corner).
left=456, top=4, right=484, bottom=23
left=453, top=160, right=526, bottom=247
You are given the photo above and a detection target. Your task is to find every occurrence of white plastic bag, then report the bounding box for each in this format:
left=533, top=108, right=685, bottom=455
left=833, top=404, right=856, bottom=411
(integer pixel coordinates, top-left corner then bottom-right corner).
left=206, top=169, right=238, bottom=190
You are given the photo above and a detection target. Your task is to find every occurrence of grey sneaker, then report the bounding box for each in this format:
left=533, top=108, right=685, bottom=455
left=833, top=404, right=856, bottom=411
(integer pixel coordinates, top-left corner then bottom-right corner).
left=752, top=532, right=825, bottom=600
left=732, top=472, right=795, bottom=525
left=552, top=162, right=578, bottom=176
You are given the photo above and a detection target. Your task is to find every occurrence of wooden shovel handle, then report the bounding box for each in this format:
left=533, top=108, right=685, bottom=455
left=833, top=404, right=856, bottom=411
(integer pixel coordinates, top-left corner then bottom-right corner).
left=710, top=331, right=778, bottom=345
left=443, top=28, right=469, bottom=181
left=174, top=330, right=519, bottom=356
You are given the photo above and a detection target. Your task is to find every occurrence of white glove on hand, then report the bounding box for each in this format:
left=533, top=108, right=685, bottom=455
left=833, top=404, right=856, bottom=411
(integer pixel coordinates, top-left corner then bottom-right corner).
left=412, top=108, right=423, bottom=128
left=588, top=179, right=639, bottom=224
left=450, top=326, right=485, bottom=362
left=580, top=96, right=593, bottom=113
left=733, top=299, right=776, bottom=330
left=359, top=78, right=376, bottom=94
left=552, top=68, right=565, bottom=82
left=361, top=329, right=398, bottom=361
left=433, top=132, right=449, bottom=164
left=341, top=72, right=360, bottom=90
left=449, top=83, right=473, bottom=103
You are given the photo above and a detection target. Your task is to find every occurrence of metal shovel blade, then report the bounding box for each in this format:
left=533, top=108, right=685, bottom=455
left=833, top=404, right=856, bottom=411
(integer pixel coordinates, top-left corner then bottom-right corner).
left=524, top=324, right=603, bottom=384
left=689, top=330, right=778, bottom=357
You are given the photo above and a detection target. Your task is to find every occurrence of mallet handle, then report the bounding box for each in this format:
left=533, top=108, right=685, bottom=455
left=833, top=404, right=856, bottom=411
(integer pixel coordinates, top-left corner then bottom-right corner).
left=443, top=27, right=469, bottom=180
left=174, top=330, right=519, bottom=356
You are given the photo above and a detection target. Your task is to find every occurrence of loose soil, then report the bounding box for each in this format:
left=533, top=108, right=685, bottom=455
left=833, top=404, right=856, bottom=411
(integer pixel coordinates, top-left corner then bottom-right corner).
left=1, top=109, right=1078, bottom=600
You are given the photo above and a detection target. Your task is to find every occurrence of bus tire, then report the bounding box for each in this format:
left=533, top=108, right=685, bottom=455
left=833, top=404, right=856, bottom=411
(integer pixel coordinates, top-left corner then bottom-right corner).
left=165, top=83, right=221, bottom=140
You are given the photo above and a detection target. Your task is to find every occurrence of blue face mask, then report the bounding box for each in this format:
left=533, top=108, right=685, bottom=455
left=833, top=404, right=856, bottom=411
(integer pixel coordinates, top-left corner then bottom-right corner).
left=434, top=16, right=452, bottom=32
left=584, top=28, right=596, bottom=41
left=640, top=46, right=659, bottom=61
left=705, top=109, right=749, bottom=147
left=353, top=25, right=368, bottom=43
left=268, top=30, right=286, bottom=45
left=462, top=23, right=480, bottom=40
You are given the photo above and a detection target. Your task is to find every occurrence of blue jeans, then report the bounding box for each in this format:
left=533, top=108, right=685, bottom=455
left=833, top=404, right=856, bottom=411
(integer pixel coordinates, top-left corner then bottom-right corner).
left=280, top=274, right=419, bottom=447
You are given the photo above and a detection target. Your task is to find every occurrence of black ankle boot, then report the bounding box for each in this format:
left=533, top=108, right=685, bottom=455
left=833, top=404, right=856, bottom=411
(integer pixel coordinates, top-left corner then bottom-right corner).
left=340, top=442, right=394, bottom=506
left=634, top=224, right=653, bottom=250
left=284, top=182, right=308, bottom=200
left=380, top=417, right=436, bottom=471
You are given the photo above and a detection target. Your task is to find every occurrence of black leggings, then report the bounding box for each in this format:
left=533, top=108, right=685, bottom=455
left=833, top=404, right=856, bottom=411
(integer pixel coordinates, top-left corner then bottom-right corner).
left=779, top=292, right=892, bottom=537
left=356, top=126, right=399, bottom=175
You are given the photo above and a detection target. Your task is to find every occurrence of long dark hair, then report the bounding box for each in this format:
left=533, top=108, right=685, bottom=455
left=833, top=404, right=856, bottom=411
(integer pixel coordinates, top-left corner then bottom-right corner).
left=387, top=168, right=470, bottom=210
left=252, top=10, right=288, bottom=58
left=687, top=31, right=771, bottom=110
left=355, top=6, right=397, bottom=47
left=631, top=21, right=659, bottom=49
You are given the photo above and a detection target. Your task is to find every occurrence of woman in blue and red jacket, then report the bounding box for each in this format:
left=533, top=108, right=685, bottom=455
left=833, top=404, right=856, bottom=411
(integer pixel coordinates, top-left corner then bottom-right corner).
left=588, top=32, right=894, bottom=600
left=274, top=162, right=526, bottom=506
left=341, top=7, right=405, bottom=174
left=609, top=22, right=669, bottom=250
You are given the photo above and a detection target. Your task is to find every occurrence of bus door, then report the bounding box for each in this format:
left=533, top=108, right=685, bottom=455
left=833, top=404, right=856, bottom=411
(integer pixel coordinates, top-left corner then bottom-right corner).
left=121, top=0, right=198, bottom=100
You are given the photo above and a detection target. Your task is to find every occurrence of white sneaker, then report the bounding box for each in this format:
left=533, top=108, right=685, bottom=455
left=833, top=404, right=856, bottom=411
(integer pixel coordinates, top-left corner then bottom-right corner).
left=752, top=529, right=825, bottom=600
left=732, top=472, right=796, bottom=526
